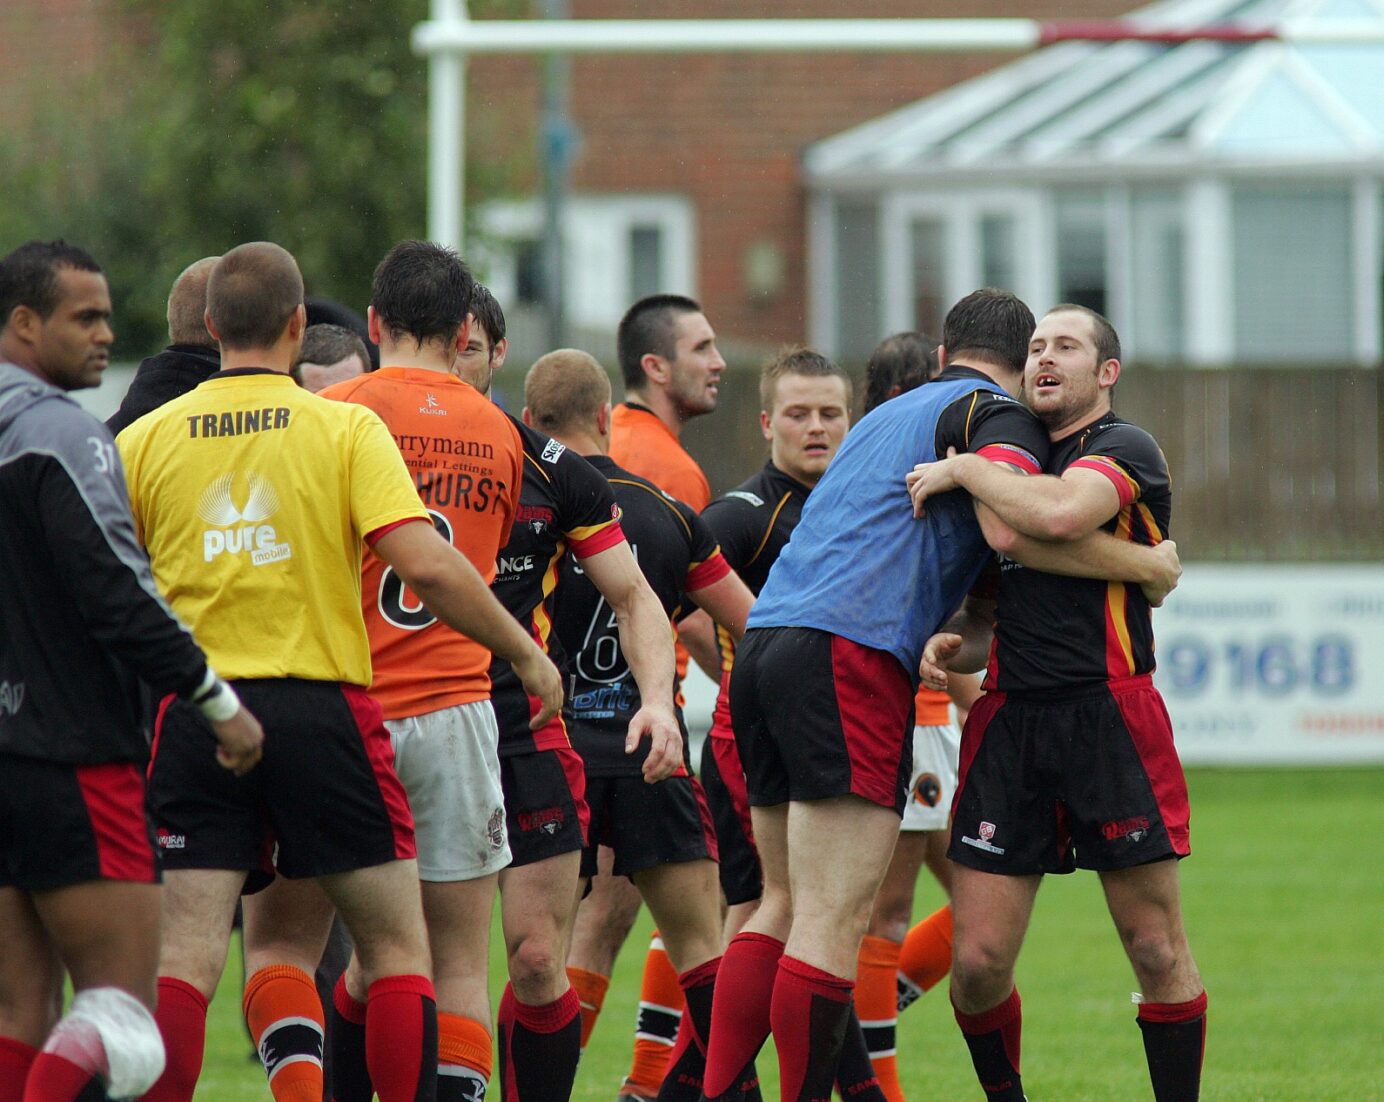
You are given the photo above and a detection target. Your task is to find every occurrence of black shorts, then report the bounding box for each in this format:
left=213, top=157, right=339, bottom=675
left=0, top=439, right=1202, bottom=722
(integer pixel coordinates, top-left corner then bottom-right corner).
left=730, top=627, right=914, bottom=814
left=579, top=771, right=719, bottom=880
left=0, top=755, right=158, bottom=891
left=148, top=680, right=416, bottom=883
left=949, top=674, right=1191, bottom=876
left=500, top=746, right=589, bottom=868
left=699, top=734, right=762, bottom=905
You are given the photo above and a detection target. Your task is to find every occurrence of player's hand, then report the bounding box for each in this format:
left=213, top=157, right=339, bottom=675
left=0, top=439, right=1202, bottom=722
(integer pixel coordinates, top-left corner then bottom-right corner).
left=212, top=707, right=264, bottom=776
left=514, top=646, right=565, bottom=729
left=919, top=632, right=963, bottom=690
left=627, top=704, right=683, bottom=783
left=907, top=448, right=965, bottom=517
left=1140, top=539, right=1182, bottom=608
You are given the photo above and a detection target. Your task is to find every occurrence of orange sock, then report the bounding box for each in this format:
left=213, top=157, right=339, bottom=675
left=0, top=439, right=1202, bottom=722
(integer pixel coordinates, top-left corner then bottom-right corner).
left=243, top=965, right=325, bottom=1102
left=567, top=966, right=610, bottom=1051
left=622, top=932, right=684, bottom=1097
left=897, top=904, right=954, bottom=1012
left=857, top=935, right=904, bottom=1102
left=438, top=1012, right=491, bottom=1102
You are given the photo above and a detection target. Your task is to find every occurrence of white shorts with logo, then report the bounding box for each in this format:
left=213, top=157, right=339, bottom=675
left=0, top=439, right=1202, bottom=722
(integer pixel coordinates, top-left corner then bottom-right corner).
left=386, top=700, right=510, bottom=880
left=900, top=722, right=961, bottom=832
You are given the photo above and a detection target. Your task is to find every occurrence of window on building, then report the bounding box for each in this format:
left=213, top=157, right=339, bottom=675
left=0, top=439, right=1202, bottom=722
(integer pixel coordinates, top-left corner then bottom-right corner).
left=513, top=239, right=544, bottom=307
left=911, top=218, right=946, bottom=337
left=1056, top=192, right=1108, bottom=315
left=1232, top=186, right=1352, bottom=363
left=836, top=200, right=880, bottom=362
left=1130, top=191, right=1185, bottom=362
left=980, top=214, right=1017, bottom=294
left=628, top=225, right=663, bottom=303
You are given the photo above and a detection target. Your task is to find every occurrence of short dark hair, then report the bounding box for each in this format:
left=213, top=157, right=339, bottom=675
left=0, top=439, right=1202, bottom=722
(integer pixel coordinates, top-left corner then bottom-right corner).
left=206, top=242, right=304, bottom=351
left=293, top=323, right=371, bottom=384
left=469, top=283, right=506, bottom=348
left=1048, top=303, right=1122, bottom=365
left=371, top=240, right=474, bottom=349
left=616, top=294, right=701, bottom=390
left=0, top=240, right=103, bottom=330
left=759, top=346, right=853, bottom=412
left=863, top=331, right=939, bottom=414
left=942, top=289, right=1034, bottom=375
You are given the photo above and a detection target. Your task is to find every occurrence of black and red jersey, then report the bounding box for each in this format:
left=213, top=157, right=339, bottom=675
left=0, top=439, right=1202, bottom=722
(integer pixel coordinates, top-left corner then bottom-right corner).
left=554, top=455, right=730, bottom=777
left=987, top=412, right=1171, bottom=693
left=489, top=418, right=624, bottom=754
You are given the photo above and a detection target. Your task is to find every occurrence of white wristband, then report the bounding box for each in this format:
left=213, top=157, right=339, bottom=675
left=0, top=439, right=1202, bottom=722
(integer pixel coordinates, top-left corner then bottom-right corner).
left=191, top=668, right=241, bottom=723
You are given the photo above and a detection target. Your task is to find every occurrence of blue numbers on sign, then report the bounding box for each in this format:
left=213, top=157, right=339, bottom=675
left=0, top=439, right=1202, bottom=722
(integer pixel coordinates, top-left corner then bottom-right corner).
left=1161, top=635, right=1355, bottom=698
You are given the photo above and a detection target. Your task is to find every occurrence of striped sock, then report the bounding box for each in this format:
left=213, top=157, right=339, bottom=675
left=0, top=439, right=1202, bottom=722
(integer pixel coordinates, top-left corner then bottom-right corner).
left=243, top=965, right=325, bottom=1102
left=622, top=933, right=683, bottom=1098
left=438, top=1012, right=492, bottom=1102
left=566, top=967, right=609, bottom=1051
left=857, top=935, right=903, bottom=1102
left=896, top=905, right=953, bottom=1012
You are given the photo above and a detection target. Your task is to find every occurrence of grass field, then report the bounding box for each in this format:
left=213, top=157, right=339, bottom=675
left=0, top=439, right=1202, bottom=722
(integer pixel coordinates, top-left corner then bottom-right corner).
left=191, top=767, right=1383, bottom=1101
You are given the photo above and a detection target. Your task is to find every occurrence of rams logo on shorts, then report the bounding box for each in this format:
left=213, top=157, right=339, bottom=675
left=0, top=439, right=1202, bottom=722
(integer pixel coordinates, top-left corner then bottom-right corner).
left=911, top=772, right=942, bottom=808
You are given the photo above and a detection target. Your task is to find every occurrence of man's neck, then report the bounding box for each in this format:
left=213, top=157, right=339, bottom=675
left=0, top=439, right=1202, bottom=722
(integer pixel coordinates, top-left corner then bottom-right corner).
left=219, top=348, right=292, bottom=373
left=625, top=388, right=683, bottom=437
left=376, top=341, right=453, bottom=375
left=549, top=427, right=607, bottom=456
left=0, top=336, right=38, bottom=378
left=1046, top=401, right=1112, bottom=442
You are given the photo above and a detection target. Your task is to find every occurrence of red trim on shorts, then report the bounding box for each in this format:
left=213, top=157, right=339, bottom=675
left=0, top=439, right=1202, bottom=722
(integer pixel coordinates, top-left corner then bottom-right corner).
left=528, top=693, right=572, bottom=754
left=364, top=516, right=427, bottom=547
left=1111, top=676, right=1190, bottom=856
left=570, top=521, right=627, bottom=559
left=689, top=776, right=721, bottom=864
left=74, top=762, right=156, bottom=882
left=341, top=684, right=417, bottom=861
left=829, top=636, right=913, bottom=810
left=708, top=670, right=734, bottom=741
left=952, top=689, right=1004, bottom=820
left=710, top=736, right=756, bottom=850
left=686, top=551, right=732, bottom=592
left=552, top=745, right=591, bottom=843
left=149, top=694, right=177, bottom=780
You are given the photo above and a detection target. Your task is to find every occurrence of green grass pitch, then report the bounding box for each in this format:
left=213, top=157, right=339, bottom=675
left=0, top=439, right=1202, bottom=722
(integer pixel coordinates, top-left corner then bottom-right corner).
left=190, top=767, right=1383, bottom=1101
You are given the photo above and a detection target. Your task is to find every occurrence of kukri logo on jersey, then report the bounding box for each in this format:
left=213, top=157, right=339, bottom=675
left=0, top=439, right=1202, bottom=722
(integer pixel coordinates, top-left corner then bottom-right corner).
left=198, top=472, right=292, bottom=565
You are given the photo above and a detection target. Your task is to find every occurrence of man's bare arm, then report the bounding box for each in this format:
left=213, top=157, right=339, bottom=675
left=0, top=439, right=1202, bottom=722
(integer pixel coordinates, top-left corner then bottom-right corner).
left=919, top=595, right=997, bottom=688
left=676, top=608, right=724, bottom=681
left=688, top=572, right=755, bottom=645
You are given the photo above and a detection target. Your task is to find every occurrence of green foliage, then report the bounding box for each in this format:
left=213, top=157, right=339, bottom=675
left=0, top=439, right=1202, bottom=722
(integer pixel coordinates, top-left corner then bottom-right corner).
left=0, top=0, right=534, bottom=358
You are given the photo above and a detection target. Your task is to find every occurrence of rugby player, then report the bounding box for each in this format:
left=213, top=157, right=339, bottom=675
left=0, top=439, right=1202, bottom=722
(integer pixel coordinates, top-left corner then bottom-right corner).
left=701, top=289, right=1182, bottom=1102
left=908, top=305, right=1203, bottom=1102
left=527, top=348, right=754, bottom=1102
left=106, top=255, right=221, bottom=435
left=568, top=294, right=726, bottom=1101
left=451, top=288, right=681, bottom=1102
left=292, top=322, right=370, bottom=393
left=241, top=242, right=524, bottom=1102
left=119, top=243, right=562, bottom=1102
left=0, top=240, right=261, bottom=1102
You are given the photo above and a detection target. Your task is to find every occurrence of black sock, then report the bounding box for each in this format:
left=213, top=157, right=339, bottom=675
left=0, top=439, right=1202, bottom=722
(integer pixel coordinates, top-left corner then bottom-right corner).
left=329, top=976, right=373, bottom=1102
left=954, top=988, right=1025, bottom=1101
left=1137, top=992, right=1207, bottom=1102
left=834, top=1002, right=887, bottom=1102
left=497, top=984, right=581, bottom=1102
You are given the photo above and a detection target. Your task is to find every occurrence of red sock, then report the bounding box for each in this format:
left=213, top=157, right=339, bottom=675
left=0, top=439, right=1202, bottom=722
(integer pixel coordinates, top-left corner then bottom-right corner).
left=656, top=956, right=720, bottom=1102
left=21, top=1052, right=97, bottom=1102
left=624, top=934, right=683, bottom=1098
left=566, top=966, right=609, bottom=1051
left=0, top=1038, right=38, bottom=1102
left=243, top=964, right=325, bottom=1102
left=954, top=988, right=1024, bottom=1101
left=896, top=905, right=952, bottom=1011
left=366, top=975, right=437, bottom=1102
left=497, top=984, right=581, bottom=1102
left=703, top=933, right=783, bottom=1099
left=144, top=977, right=209, bottom=1102
left=770, top=956, right=853, bottom=1102
left=1137, top=990, right=1207, bottom=1102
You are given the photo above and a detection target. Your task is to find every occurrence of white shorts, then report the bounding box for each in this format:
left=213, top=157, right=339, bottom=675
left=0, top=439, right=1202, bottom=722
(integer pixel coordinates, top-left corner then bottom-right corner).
left=900, top=722, right=961, bottom=832
left=386, top=700, right=510, bottom=880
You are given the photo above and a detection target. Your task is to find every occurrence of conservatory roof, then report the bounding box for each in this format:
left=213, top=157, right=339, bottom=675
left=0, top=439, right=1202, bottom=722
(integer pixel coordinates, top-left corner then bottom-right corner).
left=805, top=0, right=1384, bottom=188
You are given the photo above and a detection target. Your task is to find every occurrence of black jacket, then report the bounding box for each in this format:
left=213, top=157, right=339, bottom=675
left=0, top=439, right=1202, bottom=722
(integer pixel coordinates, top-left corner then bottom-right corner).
left=0, top=362, right=208, bottom=763
left=106, top=343, right=220, bottom=436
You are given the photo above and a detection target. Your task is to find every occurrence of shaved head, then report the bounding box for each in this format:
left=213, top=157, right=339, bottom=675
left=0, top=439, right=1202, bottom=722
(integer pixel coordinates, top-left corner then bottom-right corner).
left=524, top=349, right=612, bottom=436
left=166, top=256, right=219, bottom=347
left=207, top=242, right=303, bottom=351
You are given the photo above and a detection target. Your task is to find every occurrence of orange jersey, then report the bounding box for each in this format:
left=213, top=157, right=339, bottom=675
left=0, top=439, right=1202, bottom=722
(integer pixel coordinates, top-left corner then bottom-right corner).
left=609, top=403, right=711, bottom=511
left=321, top=368, right=523, bottom=718
left=914, top=686, right=952, bottom=727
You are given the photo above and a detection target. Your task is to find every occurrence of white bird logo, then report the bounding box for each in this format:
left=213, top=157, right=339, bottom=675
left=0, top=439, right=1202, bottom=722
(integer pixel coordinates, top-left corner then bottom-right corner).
left=197, top=472, right=280, bottom=527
